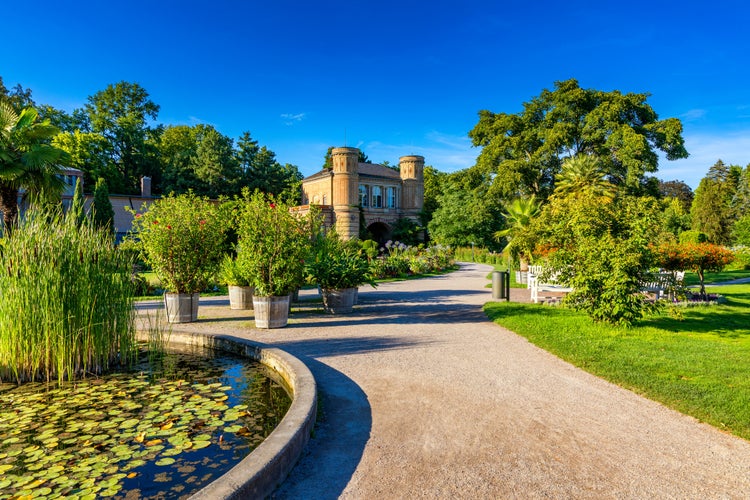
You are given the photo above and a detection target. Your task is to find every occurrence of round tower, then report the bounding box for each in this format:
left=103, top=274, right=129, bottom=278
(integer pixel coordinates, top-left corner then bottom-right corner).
left=332, top=147, right=360, bottom=239
left=399, top=155, right=425, bottom=218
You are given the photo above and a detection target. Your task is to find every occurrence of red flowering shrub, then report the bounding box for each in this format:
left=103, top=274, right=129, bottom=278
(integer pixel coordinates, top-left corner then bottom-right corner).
left=653, top=242, right=734, bottom=296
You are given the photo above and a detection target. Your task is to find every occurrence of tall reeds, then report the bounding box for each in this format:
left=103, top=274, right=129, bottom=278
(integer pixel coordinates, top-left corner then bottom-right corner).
left=0, top=209, right=136, bottom=383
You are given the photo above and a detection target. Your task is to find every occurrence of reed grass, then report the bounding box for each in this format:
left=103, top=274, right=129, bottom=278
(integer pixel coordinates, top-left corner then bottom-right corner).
left=0, top=209, right=137, bottom=383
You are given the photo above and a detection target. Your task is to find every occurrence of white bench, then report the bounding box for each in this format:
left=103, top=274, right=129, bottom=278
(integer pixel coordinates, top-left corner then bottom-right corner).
left=640, top=271, right=685, bottom=300
left=528, top=267, right=685, bottom=304
left=528, top=266, right=574, bottom=304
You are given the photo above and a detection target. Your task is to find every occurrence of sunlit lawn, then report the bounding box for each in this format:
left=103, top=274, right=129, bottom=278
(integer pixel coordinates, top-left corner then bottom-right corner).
left=484, top=283, right=750, bottom=440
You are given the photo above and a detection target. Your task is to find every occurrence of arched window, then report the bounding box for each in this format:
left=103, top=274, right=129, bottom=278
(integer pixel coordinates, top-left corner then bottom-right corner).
left=387, top=187, right=396, bottom=208
left=359, top=184, right=368, bottom=207
left=372, top=186, right=383, bottom=208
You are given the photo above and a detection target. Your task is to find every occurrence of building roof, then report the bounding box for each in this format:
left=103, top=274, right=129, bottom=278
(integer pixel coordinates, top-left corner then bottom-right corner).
left=301, top=169, right=333, bottom=182
left=302, top=162, right=400, bottom=183
left=357, top=163, right=401, bottom=179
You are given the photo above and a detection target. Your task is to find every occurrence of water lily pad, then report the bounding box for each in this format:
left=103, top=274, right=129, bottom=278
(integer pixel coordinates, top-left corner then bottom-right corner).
left=155, top=457, right=176, bottom=466
left=191, top=440, right=211, bottom=450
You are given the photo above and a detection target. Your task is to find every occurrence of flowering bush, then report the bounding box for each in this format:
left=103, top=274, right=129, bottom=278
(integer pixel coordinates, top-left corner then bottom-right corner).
left=653, top=241, right=735, bottom=297
left=370, top=241, right=455, bottom=279
left=236, top=191, right=319, bottom=297
left=128, top=193, right=226, bottom=293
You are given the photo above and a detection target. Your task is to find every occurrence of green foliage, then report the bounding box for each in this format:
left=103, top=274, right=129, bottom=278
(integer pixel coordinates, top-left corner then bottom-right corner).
left=728, top=247, right=750, bottom=271
left=679, top=230, right=708, bottom=244
left=691, top=161, right=735, bottom=245
left=493, top=195, right=541, bottom=261
left=468, top=79, right=688, bottom=200
left=52, top=130, right=117, bottom=192
left=359, top=239, right=379, bottom=262
left=83, top=81, right=161, bottom=194
left=391, top=217, right=422, bottom=246
left=307, top=232, right=375, bottom=289
left=732, top=214, right=750, bottom=246
left=662, top=197, right=691, bottom=237
left=370, top=241, right=454, bottom=279
left=236, top=191, right=318, bottom=296
left=453, top=246, right=506, bottom=266
left=427, top=181, right=503, bottom=249
left=91, top=177, right=115, bottom=232
left=419, top=165, right=446, bottom=229
left=538, top=194, right=665, bottom=325
left=659, top=179, right=694, bottom=212
left=553, top=154, right=616, bottom=200
left=128, top=193, right=226, bottom=293
left=0, top=208, right=136, bottom=383
left=218, top=255, right=250, bottom=286
left=236, top=133, right=303, bottom=203
left=69, top=177, right=86, bottom=227
left=0, top=103, right=68, bottom=231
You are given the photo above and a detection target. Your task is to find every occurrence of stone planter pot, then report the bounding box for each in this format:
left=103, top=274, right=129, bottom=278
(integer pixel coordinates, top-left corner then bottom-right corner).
left=253, top=295, right=290, bottom=329
left=321, top=287, right=357, bottom=314
left=228, top=285, right=254, bottom=310
left=164, top=292, right=200, bottom=323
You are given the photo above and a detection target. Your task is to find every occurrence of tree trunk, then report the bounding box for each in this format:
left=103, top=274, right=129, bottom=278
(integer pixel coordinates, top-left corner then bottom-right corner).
left=0, top=184, right=19, bottom=235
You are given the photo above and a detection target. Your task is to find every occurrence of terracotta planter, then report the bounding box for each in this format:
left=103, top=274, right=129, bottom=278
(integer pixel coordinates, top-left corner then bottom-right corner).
left=228, top=285, right=254, bottom=310
left=253, top=295, right=290, bottom=328
left=321, top=287, right=357, bottom=314
left=164, top=292, right=200, bottom=323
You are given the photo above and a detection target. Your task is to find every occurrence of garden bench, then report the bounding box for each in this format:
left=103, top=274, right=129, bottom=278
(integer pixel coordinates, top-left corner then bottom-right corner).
left=639, top=271, right=685, bottom=300
left=528, top=265, right=574, bottom=304
left=528, top=267, right=685, bottom=304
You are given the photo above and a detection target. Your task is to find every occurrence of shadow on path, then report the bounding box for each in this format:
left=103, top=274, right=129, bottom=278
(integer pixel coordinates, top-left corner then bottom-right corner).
left=267, top=334, right=425, bottom=498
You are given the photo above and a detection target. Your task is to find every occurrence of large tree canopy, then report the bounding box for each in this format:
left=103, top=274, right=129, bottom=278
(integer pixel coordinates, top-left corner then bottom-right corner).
left=468, top=79, right=688, bottom=200
left=83, top=81, right=161, bottom=194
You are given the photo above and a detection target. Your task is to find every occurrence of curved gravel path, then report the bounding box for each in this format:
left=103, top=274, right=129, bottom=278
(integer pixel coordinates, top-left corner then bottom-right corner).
left=147, top=263, right=750, bottom=498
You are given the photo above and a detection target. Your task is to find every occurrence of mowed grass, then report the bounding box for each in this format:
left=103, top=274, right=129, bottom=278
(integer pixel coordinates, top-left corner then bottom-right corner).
left=484, top=284, right=750, bottom=440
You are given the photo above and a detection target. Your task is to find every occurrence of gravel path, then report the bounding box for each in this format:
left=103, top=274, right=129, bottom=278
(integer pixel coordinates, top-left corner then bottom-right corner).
left=144, top=263, right=750, bottom=499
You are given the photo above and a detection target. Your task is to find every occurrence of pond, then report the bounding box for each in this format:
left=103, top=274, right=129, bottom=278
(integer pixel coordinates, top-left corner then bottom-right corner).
left=0, top=345, right=291, bottom=499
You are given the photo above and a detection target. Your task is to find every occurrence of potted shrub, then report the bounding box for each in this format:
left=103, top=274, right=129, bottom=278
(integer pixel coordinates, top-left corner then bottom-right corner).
left=236, top=191, right=318, bottom=328
left=129, top=193, right=226, bottom=323
left=307, top=232, right=376, bottom=314
left=219, top=254, right=254, bottom=310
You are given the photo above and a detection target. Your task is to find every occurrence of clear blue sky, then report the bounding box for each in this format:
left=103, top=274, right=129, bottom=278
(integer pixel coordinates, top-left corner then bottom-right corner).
left=3, top=0, right=749, bottom=188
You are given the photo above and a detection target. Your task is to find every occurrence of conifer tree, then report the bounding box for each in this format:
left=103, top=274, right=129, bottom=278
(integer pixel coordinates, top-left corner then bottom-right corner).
left=91, top=177, right=114, bottom=233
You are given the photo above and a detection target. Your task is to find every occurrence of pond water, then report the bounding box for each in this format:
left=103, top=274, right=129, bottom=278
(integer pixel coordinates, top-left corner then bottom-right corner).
left=0, top=345, right=291, bottom=499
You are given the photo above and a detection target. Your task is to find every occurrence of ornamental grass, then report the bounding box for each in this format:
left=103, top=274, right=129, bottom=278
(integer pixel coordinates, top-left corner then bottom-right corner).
left=0, top=209, right=136, bottom=383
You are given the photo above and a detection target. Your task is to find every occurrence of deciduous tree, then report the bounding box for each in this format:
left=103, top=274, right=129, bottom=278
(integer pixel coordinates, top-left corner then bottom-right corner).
left=83, top=81, right=161, bottom=194
left=468, top=79, right=688, bottom=200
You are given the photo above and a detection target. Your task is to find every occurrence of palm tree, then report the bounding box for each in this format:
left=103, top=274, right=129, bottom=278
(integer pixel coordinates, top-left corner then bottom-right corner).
left=494, top=195, right=541, bottom=268
left=553, top=154, right=616, bottom=201
left=0, top=102, right=68, bottom=233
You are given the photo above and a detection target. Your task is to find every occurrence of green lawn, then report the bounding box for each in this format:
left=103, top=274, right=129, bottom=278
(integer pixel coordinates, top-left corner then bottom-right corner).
left=683, top=269, right=750, bottom=286
left=484, top=284, right=750, bottom=440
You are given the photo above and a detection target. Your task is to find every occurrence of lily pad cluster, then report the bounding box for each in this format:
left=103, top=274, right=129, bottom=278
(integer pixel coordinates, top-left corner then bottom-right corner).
left=0, top=348, right=291, bottom=499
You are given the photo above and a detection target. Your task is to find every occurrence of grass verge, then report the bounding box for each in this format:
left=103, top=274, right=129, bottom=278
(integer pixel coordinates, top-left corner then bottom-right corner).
left=484, top=284, right=750, bottom=440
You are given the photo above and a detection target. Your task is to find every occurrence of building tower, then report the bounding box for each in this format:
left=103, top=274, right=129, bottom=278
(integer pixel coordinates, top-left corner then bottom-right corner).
left=399, top=155, right=425, bottom=222
left=331, top=147, right=360, bottom=239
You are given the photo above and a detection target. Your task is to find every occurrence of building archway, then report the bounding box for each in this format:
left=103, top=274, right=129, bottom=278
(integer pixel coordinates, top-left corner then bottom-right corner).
left=366, top=221, right=392, bottom=246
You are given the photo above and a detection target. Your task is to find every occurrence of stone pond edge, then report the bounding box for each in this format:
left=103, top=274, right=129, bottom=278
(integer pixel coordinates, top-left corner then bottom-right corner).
left=135, top=330, right=317, bottom=499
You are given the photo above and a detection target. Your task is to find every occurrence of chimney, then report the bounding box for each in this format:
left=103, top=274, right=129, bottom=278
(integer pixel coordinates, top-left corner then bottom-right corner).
left=140, top=176, right=152, bottom=198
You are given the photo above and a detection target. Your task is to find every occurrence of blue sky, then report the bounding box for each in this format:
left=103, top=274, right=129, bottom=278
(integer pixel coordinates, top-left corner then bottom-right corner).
left=3, top=0, right=749, bottom=188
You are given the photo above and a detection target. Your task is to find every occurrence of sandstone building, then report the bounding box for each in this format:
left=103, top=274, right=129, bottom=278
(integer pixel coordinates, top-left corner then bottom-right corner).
left=298, top=147, right=424, bottom=243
